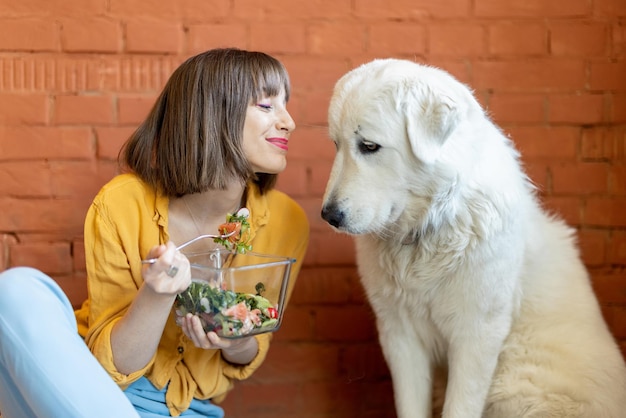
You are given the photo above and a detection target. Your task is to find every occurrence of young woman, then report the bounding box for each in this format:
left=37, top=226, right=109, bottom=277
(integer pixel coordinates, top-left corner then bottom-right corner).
left=0, top=48, right=309, bottom=418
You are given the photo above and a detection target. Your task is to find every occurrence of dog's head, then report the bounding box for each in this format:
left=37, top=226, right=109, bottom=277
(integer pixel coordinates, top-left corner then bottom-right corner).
left=321, top=59, right=480, bottom=237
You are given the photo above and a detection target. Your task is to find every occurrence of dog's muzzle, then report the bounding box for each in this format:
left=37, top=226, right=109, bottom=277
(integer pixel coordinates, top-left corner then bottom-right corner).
left=321, top=203, right=345, bottom=229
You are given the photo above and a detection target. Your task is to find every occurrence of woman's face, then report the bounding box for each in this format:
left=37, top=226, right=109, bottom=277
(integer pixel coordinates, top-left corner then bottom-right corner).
left=242, top=88, right=296, bottom=174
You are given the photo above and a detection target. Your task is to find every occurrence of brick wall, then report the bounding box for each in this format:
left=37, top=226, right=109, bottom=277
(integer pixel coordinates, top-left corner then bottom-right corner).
left=0, top=1, right=624, bottom=417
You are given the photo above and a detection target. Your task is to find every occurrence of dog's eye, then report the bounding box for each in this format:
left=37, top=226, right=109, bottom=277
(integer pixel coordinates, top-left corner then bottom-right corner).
left=358, top=140, right=381, bottom=154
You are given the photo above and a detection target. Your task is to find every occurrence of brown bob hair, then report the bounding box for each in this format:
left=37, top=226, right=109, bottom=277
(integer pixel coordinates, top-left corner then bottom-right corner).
left=119, top=48, right=291, bottom=197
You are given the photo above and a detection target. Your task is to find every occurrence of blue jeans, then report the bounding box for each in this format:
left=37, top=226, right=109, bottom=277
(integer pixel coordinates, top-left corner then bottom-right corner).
left=0, top=267, right=223, bottom=418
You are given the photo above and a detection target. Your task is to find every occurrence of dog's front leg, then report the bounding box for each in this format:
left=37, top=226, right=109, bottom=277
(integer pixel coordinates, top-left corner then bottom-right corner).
left=442, top=320, right=510, bottom=418
left=377, top=318, right=434, bottom=418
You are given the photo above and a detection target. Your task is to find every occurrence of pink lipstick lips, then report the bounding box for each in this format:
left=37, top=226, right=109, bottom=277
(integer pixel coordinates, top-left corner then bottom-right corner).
left=266, top=137, right=288, bottom=151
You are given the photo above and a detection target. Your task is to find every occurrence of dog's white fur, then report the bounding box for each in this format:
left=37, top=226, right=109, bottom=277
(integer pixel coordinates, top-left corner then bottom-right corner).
left=321, top=59, right=626, bottom=418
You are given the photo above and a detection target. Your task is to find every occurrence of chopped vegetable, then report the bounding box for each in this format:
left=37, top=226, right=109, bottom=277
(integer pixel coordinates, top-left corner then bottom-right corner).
left=175, top=280, right=279, bottom=337
left=213, top=208, right=252, bottom=254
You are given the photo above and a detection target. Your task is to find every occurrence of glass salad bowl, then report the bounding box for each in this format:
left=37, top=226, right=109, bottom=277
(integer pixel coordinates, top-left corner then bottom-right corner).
left=174, top=249, right=295, bottom=339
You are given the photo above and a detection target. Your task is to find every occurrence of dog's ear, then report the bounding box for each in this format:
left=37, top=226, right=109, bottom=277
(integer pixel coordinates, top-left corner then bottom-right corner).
left=404, top=88, right=460, bottom=165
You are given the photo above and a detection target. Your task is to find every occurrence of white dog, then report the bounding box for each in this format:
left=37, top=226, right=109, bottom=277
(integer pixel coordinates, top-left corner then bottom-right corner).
left=321, top=59, right=626, bottom=418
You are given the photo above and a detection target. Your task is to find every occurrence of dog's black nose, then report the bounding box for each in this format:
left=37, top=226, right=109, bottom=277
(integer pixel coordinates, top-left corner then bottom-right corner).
left=321, top=204, right=345, bottom=228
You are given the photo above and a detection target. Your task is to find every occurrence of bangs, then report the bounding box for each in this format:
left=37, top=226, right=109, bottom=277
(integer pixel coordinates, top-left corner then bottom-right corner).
left=250, top=61, right=291, bottom=102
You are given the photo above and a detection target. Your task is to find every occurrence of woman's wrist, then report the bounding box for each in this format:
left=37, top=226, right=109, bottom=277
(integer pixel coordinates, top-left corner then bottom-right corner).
left=221, top=336, right=259, bottom=365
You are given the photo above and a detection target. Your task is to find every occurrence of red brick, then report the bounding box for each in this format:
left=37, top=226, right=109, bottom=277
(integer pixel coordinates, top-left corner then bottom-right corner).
left=0, top=0, right=105, bottom=17
left=422, top=60, right=470, bottom=86
left=231, top=0, right=267, bottom=20
left=248, top=0, right=352, bottom=20
left=299, top=381, right=364, bottom=415
left=61, top=19, right=122, bottom=53
left=594, top=0, right=626, bottom=17
left=250, top=23, right=306, bottom=54
left=0, top=197, right=89, bottom=234
left=54, top=95, right=114, bottom=125
left=312, top=229, right=357, bottom=265
left=473, top=60, right=586, bottom=91
left=550, top=162, right=609, bottom=195
left=577, top=228, right=608, bottom=266
left=429, top=23, right=485, bottom=57
left=0, top=56, right=102, bottom=93
left=585, top=197, right=626, bottom=227
left=589, top=61, right=626, bottom=91
left=52, top=272, right=88, bottom=308
left=289, top=267, right=361, bottom=305
left=612, top=22, right=626, bottom=56
left=613, top=307, right=626, bottom=339
left=0, top=162, right=52, bottom=197
left=475, top=0, right=590, bottom=17
left=611, top=94, right=626, bottom=123
left=488, top=23, right=547, bottom=56
left=0, top=93, right=48, bottom=124
left=125, top=21, right=182, bottom=54
left=309, top=23, right=366, bottom=56
left=276, top=163, right=308, bottom=198
left=95, top=161, right=119, bottom=186
left=0, top=127, right=94, bottom=159
left=0, top=234, right=18, bottom=272
left=542, top=196, right=583, bottom=226
left=97, top=56, right=181, bottom=92
left=361, top=381, right=396, bottom=418
left=581, top=127, right=626, bottom=161
left=178, top=0, right=231, bottom=21
left=508, top=126, right=579, bottom=160
left=610, top=165, right=626, bottom=194
left=487, top=93, right=546, bottom=124
left=72, top=238, right=86, bottom=272
left=235, top=383, right=300, bottom=415
left=186, top=24, right=248, bottom=55
left=95, top=126, right=135, bottom=159
left=295, top=90, right=332, bottom=126
left=49, top=161, right=107, bottom=200
left=287, top=122, right=335, bottom=161
left=482, top=59, right=586, bottom=93
left=549, top=22, right=608, bottom=56
left=0, top=18, right=59, bottom=52
left=281, top=56, right=349, bottom=91
left=309, top=160, right=335, bottom=196
left=117, top=95, right=156, bottom=125
left=355, top=0, right=471, bottom=18
left=272, top=306, right=315, bottom=341
left=109, top=0, right=178, bottom=19
left=590, top=271, right=626, bottom=304
left=9, top=242, right=73, bottom=274
left=548, top=93, right=606, bottom=124
left=341, top=343, right=390, bottom=380
left=521, top=161, right=550, bottom=193
left=609, top=231, right=626, bottom=264
left=368, top=23, right=426, bottom=56
left=296, top=197, right=328, bottom=233
left=254, top=342, right=340, bottom=383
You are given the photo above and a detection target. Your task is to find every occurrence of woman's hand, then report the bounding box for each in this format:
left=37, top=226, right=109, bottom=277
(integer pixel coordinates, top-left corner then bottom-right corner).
left=179, top=313, right=259, bottom=365
left=141, top=241, right=191, bottom=296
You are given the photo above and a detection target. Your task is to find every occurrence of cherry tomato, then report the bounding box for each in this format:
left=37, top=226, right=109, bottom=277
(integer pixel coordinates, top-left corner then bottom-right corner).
left=267, top=307, right=278, bottom=319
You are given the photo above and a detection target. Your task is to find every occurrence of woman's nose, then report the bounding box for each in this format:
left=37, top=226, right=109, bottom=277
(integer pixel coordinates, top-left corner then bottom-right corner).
left=278, top=109, right=296, bottom=133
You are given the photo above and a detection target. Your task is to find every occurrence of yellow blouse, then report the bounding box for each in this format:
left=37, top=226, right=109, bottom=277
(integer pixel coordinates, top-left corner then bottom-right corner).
left=74, top=173, right=309, bottom=416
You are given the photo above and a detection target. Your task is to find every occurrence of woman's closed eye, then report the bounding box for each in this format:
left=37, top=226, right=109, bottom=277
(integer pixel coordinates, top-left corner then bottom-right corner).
left=256, top=103, right=273, bottom=111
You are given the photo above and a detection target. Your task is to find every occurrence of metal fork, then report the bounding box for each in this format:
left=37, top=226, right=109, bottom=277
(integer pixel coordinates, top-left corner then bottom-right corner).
left=141, top=231, right=237, bottom=264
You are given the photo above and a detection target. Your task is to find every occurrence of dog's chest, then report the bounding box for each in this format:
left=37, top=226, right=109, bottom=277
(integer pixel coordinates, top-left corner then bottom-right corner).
left=355, top=236, right=445, bottom=314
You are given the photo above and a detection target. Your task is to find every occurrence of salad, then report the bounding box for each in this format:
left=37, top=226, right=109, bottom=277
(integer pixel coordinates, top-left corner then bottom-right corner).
left=175, top=281, right=279, bottom=337
left=213, top=208, right=252, bottom=254
left=176, top=207, right=280, bottom=337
